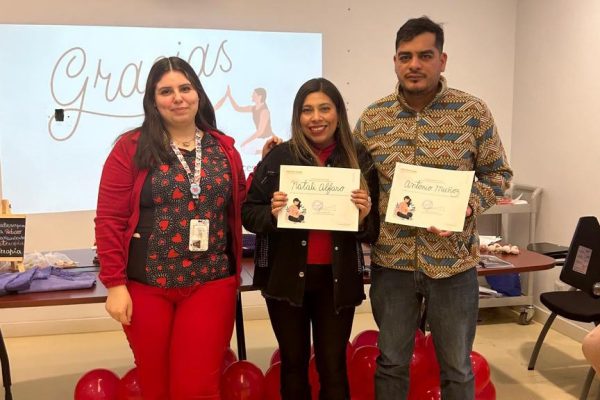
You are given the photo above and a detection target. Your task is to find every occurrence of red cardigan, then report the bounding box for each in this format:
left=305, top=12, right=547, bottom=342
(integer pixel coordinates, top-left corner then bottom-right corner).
left=94, top=129, right=246, bottom=288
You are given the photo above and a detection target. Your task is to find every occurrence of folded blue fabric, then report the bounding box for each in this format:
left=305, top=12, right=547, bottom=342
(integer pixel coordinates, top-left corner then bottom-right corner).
left=0, top=267, right=96, bottom=295
left=0, top=271, right=20, bottom=295
left=20, top=267, right=96, bottom=293
left=4, top=268, right=37, bottom=292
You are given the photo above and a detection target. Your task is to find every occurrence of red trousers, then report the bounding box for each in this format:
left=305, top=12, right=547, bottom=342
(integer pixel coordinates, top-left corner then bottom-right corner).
left=124, top=276, right=237, bottom=400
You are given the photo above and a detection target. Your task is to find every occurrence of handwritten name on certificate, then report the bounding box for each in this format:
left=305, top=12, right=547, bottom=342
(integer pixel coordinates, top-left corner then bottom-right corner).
left=277, top=165, right=360, bottom=232
left=385, top=163, right=475, bottom=232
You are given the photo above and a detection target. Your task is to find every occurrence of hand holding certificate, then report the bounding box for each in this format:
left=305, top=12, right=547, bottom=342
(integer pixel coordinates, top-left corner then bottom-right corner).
left=385, top=163, right=475, bottom=232
left=277, top=165, right=361, bottom=232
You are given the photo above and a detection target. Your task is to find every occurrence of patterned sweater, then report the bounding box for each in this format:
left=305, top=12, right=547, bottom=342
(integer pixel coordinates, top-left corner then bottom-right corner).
left=353, top=77, right=513, bottom=278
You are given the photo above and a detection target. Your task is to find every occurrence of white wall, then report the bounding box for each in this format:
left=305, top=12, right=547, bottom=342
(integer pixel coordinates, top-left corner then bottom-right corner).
left=0, top=0, right=518, bottom=336
left=512, top=0, right=600, bottom=328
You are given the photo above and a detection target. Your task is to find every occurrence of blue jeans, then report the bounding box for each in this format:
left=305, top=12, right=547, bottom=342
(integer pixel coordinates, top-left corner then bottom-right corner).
left=369, top=265, right=479, bottom=400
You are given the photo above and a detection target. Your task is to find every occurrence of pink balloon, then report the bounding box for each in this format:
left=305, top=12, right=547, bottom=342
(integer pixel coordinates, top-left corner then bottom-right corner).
left=270, top=348, right=281, bottom=366
left=220, top=361, right=265, bottom=400
left=471, top=351, right=491, bottom=394
left=476, top=381, right=496, bottom=400
left=351, top=330, right=379, bottom=351
left=222, top=347, right=238, bottom=373
left=118, top=368, right=142, bottom=400
left=74, top=369, right=120, bottom=400
left=263, top=362, right=281, bottom=400
left=349, top=345, right=379, bottom=399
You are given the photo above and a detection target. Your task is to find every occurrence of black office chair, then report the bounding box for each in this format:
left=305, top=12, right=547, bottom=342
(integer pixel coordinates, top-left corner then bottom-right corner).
left=528, top=216, right=600, bottom=400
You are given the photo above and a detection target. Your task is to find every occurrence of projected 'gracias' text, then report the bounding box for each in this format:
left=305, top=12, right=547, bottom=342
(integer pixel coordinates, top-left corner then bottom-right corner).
left=48, top=42, right=232, bottom=141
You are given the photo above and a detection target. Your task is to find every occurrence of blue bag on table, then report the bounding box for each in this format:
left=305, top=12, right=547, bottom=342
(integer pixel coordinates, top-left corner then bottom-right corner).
left=485, top=273, right=522, bottom=296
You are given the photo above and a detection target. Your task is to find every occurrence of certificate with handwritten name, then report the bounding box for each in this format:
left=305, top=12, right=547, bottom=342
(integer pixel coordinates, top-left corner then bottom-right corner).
left=385, top=163, right=475, bottom=232
left=277, top=165, right=360, bottom=232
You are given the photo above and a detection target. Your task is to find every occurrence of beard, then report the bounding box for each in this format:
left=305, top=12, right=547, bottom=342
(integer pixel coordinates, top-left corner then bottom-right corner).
left=398, top=77, right=441, bottom=97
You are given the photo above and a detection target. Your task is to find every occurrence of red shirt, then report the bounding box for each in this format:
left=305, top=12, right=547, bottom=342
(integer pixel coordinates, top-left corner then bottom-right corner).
left=306, top=142, right=335, bottom=265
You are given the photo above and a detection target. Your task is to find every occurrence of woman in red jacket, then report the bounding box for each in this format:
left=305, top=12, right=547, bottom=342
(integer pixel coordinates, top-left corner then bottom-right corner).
left=94, top=56, right=246, bottom=399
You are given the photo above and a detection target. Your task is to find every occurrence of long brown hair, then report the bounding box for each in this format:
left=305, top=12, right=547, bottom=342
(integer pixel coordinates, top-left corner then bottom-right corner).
left=289, top=78, right=366, bottom=189
left=134, top=56, right=221, bottom=168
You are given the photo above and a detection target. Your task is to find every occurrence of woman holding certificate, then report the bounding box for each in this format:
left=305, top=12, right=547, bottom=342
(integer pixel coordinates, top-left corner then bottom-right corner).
left=95, top=57, right=246, bottom=399
left=242, top=78, right=380, bottom=400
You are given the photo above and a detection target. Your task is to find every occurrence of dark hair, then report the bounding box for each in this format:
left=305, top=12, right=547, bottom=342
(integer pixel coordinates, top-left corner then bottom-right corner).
left=403, top=195, right=412, bottom=204
left=133, top=56, right=220, bottom=168
left=395, top=16, right=444, bottom=53
left=289, top=78, right=367, bottom=189
left=293, top=198, right=301, bottom=205
left=254, top=88, right=267, bottom=102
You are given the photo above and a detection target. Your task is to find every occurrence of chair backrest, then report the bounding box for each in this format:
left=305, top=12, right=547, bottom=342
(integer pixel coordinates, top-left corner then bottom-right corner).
left=560, top=216, right=600, bottom=296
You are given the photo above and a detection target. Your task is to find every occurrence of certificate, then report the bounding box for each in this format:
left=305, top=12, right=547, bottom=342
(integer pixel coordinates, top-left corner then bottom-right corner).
left=385, top=163, right=475, bottom=232
left=277, top=165, right=360, bottom=232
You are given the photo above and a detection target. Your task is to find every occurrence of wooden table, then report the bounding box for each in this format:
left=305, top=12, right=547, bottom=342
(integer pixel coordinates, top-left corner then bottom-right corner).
left=475, top=250, right=556, bottom=320
left=476, top=249, right=555, bottom=276
left=0, top=248, right=555, bottom=399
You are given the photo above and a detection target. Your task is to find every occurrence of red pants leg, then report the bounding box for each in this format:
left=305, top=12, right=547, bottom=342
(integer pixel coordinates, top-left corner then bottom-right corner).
left=169, top=276, right=237, bottom=399
left=124, top=281, right=174, bottom=400
left=124, top=277, right=237, bottom=399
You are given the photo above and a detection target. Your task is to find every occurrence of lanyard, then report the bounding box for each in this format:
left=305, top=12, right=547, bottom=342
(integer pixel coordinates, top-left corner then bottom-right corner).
left=170, top=129, right=202, bottom=199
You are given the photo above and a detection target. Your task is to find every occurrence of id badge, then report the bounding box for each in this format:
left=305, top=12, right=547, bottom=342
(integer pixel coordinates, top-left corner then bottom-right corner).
left=189, top=219, right=209, bottom=251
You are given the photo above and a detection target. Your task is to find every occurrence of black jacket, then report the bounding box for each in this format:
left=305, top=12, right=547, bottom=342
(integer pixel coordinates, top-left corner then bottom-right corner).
left=242, top=141, right=380, bottom=311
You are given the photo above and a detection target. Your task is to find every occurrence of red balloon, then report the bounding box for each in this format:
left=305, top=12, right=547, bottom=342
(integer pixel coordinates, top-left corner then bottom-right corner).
left=74, top=369, right=120, bottom=400
left=263, top=362, right=281, bottom=400
left=418, top=385, right=442, bottom=400
left=270, top=346, right=315, bottom=365
left=349, top=345, right=379, bottom=399
left=410, top=342, right=438, bottom=382
left=351, top=330, right=379, bottom=351
left=222, top=347, right=238, bottom=373
left=476, top=381, right=496, bottom=400
left=423, top=334, right=440, bottom=376
left=309, top=354, right=320, bottom=400
left=220, top=360, right=265, bottom=400
left=408, top=343, right=440, bottom=400
left=407, top=334, right=441, bottom=399
left=118, top=368, right=142, bottom=400
left=414, top=329, right=426, bottom=350
left=470, top=351, right=491, bottom=394
left=346, top=341, right=354, bottom=364
left=270, top=348, right=281, bottom=366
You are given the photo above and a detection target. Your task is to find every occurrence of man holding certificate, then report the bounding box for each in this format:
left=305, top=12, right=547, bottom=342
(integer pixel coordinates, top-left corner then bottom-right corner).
left=353, top=17, right=513, bottom=400
left=243, top=78, right=380, bottom=400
